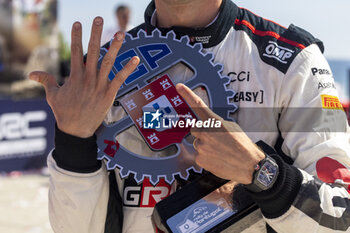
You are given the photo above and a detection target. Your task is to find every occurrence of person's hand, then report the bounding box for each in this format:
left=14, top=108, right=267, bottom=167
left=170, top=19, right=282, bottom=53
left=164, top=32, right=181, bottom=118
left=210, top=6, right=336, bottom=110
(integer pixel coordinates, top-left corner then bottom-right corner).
left=176, top=84, right=265, bottom=184
left=29, top=17, right=140, bottom=138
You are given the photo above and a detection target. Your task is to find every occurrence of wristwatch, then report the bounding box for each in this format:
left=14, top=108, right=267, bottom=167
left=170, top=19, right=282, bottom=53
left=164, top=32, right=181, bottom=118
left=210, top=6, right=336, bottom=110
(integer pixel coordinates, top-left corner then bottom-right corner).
left=244, top=155, right=279, bottom=192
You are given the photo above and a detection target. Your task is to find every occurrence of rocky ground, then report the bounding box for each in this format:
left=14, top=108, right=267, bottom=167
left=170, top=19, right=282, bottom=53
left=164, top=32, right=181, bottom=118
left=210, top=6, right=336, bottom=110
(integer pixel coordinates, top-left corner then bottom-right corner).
left=0, top=173, right=53, bottom=233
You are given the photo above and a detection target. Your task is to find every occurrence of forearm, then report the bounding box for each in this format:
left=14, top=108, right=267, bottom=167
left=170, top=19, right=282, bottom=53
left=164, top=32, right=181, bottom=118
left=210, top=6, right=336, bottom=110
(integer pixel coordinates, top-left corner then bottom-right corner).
left=48, top=126, right=109, bottom=233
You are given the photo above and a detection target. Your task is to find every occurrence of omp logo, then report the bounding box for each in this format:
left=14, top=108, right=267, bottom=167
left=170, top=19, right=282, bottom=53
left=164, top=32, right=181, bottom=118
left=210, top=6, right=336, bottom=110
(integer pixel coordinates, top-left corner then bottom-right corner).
left=123, top=178, right=171, bottom=207
left=0, top=111, right=47, bottom=157
left=321, top=95, right=344, bottom=110
left=263, top=41, right=294, bottom=64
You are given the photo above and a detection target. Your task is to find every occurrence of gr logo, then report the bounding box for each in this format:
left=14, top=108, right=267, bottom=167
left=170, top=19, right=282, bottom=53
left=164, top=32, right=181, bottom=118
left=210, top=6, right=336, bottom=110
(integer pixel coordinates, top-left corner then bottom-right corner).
left=123, top=178, right=171, bottom=207
left=263, top=41, right=294, bottom=64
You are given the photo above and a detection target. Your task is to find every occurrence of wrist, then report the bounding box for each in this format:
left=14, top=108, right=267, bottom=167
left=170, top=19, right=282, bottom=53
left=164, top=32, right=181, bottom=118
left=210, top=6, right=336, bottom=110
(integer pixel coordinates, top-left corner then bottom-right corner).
left=242, top=148, right=266, bottom=185
left=245, top=154, right=303, bottom=218
left=57, top=122, right=95, bottom=138
left=244, top=155, right=279, bottom=192
left=53, top=124, right=100, bottom=173
left=243, top=141, right=280, bottom=192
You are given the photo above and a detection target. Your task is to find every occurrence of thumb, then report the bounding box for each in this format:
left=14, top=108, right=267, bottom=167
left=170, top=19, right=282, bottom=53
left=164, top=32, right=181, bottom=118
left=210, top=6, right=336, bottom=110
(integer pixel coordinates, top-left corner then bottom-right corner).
left=176, top=83, right=218, bottom=120
left=29, top=71, right=59, bottom=95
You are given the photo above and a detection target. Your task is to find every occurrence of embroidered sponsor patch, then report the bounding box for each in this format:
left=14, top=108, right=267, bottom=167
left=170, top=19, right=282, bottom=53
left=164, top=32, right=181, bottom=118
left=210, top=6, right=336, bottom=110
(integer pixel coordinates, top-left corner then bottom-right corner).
left=263, top=41, right=294, bottom=64
left=321, top=95, right=344, bottom=110
left=123, top=177, right=172, bottom=207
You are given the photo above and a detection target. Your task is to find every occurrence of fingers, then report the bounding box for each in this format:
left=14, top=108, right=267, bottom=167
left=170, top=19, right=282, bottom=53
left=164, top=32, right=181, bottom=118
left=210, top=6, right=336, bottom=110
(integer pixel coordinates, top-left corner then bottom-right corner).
left=107, top=56, right=140, bottom=96
left=176, top=83, right=218, bottom=120
left=193, top=138, right=199, bottom=151
left=190, top=126, right=202, bottom=138
left=85, top=17, right=103, bottom=76
left=29, top=71, right=59, bottom=96
left=70, top=22, right=83, bottom=77
left=98, top=31, right=125, bottom=86
left=193, top=137, right=218, bottom=157
left=176, top=83, right=221, bottom=138
left=194, top=151, right=209, bottom=170
left=193, top=137, right=204, bottom=151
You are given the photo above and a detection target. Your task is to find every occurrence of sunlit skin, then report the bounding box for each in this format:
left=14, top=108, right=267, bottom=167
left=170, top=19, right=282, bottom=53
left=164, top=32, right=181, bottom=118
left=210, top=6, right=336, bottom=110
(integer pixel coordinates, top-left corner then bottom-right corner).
left=29, top=1, right=265, bottom=188
left=176, top=84, right=265, bottom=185
left=29, top=17, right=140, bottom=138
left=155, top=0, right=222, bottom=28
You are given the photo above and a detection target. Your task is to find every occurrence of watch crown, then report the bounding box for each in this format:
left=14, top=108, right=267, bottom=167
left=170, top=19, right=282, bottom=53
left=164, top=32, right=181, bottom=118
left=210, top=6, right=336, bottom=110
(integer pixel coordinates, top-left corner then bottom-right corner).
left=254, top=164, right=260, bottom=171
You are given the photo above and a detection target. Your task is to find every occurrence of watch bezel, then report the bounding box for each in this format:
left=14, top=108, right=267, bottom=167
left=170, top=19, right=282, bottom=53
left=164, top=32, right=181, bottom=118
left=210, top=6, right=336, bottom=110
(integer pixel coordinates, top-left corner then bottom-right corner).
left=245, top=155, right=279, bottom=192
left=256, top=157, right=279, bottom=189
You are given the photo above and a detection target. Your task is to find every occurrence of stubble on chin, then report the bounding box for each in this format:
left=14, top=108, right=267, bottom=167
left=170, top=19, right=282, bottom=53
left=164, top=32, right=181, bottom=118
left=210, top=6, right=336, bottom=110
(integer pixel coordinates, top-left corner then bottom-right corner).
left=157, top=0, right=196, bottom=6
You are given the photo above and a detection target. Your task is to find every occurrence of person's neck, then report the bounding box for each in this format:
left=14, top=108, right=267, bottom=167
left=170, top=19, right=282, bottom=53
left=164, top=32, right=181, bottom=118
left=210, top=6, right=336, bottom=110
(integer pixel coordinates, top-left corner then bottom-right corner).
left=155, top=0, right=222, bottom=28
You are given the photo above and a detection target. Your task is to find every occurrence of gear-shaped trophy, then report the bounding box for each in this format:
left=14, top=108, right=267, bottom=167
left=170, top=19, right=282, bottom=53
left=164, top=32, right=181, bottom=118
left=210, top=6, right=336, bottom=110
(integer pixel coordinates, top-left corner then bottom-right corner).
left=96, top=29, right=236, bottom=185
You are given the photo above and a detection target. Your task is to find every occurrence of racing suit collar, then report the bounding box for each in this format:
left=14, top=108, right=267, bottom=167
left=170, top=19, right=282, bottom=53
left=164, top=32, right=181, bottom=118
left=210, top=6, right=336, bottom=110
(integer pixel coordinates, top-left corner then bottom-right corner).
left=144, top=0, right=239, bottom=48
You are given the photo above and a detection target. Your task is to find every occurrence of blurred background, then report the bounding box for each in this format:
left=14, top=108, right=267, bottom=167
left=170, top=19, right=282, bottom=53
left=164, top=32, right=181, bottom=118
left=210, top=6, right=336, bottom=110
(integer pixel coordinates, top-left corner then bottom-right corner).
left=0, top=0, right=349, bottom=232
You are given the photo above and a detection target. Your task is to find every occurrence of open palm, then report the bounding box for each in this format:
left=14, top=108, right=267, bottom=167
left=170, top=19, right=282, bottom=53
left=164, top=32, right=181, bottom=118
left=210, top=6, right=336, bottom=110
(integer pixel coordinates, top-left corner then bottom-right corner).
left=29, top=17, right=139, bottom=138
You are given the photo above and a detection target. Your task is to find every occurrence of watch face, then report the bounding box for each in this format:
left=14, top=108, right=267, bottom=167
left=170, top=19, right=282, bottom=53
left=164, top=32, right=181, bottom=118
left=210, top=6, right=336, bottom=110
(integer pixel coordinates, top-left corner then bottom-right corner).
left=257, top=162, right=277, bottom=187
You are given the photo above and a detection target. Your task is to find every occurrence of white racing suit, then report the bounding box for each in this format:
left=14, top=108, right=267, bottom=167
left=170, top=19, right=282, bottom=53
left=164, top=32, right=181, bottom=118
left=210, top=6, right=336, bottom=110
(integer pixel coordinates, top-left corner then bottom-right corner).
left=48, top=0, right=350, bottom=232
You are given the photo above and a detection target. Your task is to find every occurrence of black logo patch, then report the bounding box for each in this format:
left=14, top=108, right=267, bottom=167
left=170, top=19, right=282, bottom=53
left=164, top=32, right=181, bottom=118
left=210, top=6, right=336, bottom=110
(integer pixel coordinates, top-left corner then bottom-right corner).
left=263, top=41, right=294, bottom=64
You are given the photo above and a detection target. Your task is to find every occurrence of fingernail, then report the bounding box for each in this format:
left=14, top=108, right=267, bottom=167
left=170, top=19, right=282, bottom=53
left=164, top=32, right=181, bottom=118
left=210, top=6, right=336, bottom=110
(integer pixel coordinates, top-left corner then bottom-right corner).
left=132, top=57, right=139, bottom=64
left=116, top=32, right=124, bottom=41
left=29, top=73, right=39, bottom=81
left=73, top=22, right=81, bottom=29
left=176, top=84, right=183, bottom=91
left=94, top=17, right=103, bottom=25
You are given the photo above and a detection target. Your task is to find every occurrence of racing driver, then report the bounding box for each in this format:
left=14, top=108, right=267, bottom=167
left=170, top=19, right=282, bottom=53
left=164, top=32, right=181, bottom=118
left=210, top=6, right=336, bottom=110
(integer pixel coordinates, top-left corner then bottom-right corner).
left=29, top=0, right=350, bottom=232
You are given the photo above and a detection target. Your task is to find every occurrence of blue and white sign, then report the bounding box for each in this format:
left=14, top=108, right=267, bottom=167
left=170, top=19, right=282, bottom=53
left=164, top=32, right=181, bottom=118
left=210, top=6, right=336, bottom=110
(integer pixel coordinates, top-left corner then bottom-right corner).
left=143, top=110, right=162, bottom=129
left=0, top=98, right=55, bottom=172
left=167, top=195, right=236, bottom=233
left=143, top=95, right=179, bottom=131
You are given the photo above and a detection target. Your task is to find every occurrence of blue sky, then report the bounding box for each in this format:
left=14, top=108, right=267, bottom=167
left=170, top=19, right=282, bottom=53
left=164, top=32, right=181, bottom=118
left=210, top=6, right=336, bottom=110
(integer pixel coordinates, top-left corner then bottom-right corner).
left=58, top=0, right=350, bottom=60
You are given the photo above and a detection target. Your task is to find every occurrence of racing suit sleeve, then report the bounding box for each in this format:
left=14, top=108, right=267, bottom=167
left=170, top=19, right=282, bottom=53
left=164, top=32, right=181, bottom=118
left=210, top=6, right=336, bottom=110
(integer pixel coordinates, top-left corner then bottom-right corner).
left=247, top=44, right=350, bottom=232
left=47, top=125, right=110, bottom=233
